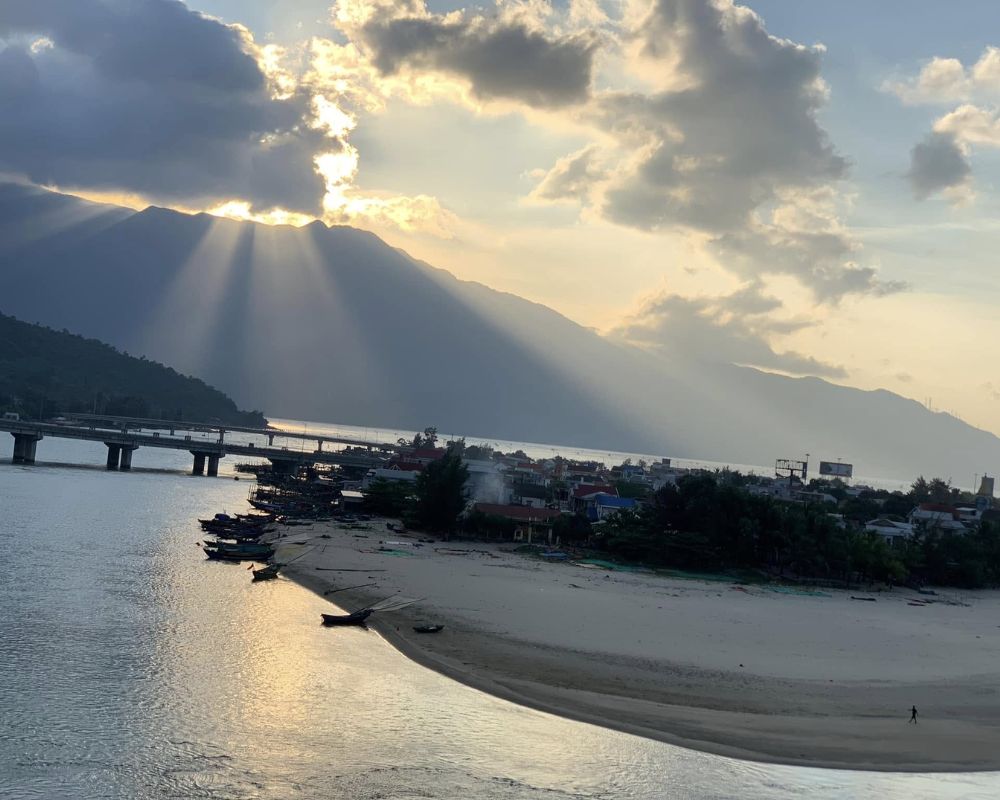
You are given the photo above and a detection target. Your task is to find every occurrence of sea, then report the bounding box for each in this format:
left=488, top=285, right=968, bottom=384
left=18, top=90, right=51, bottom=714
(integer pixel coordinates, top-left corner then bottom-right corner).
left=1, top=426, right=992, bottom=800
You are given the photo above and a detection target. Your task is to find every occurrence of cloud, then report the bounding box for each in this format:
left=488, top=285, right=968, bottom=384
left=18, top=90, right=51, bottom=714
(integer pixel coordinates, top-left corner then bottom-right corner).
left=890, top=46, right=1000, bottom=202
left=528, top=145, right=605, bottom=203
left=934, top=103, right=1000, bottom=146
left=611, top=283, right=847, bottom=378
left=906, top=131, right=972, bottom=200
left=885, top=47, right=1000, bottom=106
left=333, top=0, right=599, bottom=108
left=529, top=0, right=894, bottom=302
left=0, top=0, right=328, bottom=213
left=885, top=57, right=971, bottom=105
left=597, top=0, right=847, bottom=231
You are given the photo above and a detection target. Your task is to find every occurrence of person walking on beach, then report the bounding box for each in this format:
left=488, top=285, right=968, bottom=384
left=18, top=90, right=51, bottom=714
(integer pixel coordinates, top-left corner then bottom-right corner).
left=909, top=705, right=918, bottom=724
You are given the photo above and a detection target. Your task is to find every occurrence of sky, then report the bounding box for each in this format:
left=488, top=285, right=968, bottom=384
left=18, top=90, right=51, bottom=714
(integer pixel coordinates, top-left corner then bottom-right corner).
left=2, top=1, right=1000, bottom=434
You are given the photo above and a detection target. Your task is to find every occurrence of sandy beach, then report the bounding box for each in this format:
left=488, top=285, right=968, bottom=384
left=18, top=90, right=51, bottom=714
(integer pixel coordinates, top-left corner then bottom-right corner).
left=275, top=520, right=1000, bottom=772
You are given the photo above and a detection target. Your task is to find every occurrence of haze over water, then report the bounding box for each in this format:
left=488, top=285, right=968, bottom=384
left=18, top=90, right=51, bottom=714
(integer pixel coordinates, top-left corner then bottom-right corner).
left=1, top=436, right=993, bottom=799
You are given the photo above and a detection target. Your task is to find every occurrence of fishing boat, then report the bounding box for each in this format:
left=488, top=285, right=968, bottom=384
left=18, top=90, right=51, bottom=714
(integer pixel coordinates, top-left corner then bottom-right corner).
left=210, top=528, right=269, bottom=542
left=412, top=624, right=444, bottom=634
left=203, top=547, right=269, bottom=563
left=320, top=608, right=373, bottom=626
left=204, top=541, right=273, bottom=555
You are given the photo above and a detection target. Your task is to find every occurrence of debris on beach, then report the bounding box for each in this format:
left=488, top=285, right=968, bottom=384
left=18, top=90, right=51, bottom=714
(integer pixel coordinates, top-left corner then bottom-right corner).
left=377, top=547, right=416, bottom=556
left=766, top=586, right=831, bottom=598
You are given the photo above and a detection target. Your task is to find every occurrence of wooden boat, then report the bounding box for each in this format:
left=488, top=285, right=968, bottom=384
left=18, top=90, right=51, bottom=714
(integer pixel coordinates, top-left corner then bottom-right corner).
left=203, top=547, right=269, bottom=563
left=320, top=608, right=373, bottom=626
left=204, top=542, right=274, bottom=557
left=210, top=528, right=268, bottom=542
left=412, top=624, right=444, bottom=634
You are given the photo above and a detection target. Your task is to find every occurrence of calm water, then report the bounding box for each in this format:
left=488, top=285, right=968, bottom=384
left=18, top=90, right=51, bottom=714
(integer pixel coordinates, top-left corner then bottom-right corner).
left=1, top=437, right=995, bottom=799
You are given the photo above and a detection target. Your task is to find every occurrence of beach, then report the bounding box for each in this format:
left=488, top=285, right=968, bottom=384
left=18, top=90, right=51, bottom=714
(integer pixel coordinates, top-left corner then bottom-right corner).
left=278, top=520, right=1000, bottom=772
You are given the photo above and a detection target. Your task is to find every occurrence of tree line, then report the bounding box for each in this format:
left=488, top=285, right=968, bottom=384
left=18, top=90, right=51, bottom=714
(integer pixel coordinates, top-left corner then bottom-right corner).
left=593, top=473, right=1000, bottom=589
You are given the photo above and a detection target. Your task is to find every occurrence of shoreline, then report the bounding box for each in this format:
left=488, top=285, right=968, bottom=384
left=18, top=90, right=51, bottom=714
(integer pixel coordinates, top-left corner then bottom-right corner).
left=277, top=521, right=1000, bottom=773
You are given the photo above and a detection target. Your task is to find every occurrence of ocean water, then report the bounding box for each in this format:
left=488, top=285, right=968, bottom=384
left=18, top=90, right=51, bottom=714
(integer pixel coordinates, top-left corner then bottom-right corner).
left=0, top=435, right=994, bottom=799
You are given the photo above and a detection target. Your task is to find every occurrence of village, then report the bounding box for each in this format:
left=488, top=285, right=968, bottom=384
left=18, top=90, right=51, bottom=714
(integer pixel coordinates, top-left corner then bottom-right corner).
left=339, top=430, right=997, bottom=553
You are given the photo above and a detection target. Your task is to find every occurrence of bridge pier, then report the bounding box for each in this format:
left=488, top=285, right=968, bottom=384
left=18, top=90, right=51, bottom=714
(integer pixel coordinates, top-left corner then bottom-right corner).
left=12, top=433, right=42, bottom=464
left=119, top=446, right=137, bottom=471
left=207, top=455, right=220, bottom=477
left=105, top=443, right=121, bottom=471
left=191, top=452, right=206, bottom=476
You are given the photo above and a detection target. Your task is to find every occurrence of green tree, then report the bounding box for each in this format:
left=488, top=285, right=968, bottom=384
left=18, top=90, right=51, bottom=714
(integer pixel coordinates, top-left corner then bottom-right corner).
left=414, top=448, right=469, bottom=535
left=363, top=479, right=415, bottom=517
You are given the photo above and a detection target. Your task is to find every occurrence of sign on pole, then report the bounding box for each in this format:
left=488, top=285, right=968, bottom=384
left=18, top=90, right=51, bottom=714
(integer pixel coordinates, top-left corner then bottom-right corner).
left=819, top=461, right=853, bottom=478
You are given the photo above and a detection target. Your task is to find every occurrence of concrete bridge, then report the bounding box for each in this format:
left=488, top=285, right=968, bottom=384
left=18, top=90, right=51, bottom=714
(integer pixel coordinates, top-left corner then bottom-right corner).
left=1, top=416, right=393, bottom=475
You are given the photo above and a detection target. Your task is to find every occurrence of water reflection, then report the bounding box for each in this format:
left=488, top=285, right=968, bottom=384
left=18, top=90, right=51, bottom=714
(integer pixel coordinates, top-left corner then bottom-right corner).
left=2, top=439, right=999, bottom=799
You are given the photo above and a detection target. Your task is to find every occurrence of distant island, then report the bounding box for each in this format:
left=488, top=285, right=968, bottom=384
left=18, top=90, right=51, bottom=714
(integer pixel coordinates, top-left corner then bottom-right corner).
left=0, top=311, right=266, bottom=427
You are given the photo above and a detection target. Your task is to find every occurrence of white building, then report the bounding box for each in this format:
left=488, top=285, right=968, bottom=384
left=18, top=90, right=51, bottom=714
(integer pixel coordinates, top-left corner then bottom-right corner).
left=362, top=466, right=420, bottom=489
left=865, top=518, right=915, bottom=545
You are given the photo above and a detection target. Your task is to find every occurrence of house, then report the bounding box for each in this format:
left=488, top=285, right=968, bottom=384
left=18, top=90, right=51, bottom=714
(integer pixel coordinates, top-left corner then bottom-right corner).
left=362, top=466, right=420, bottom=488
left=792, top=490, right=839, bottom=505
left=471, top=503, right=562, bottom=544
left=570, top=484, right=617, bottom=512
left=509, top=461, right=550, bottom=487
left=908, top=503, right=968, bottom=533
left=341, top=489, right=365, bottom=512
left=865, top=517, right=915, bottom=545
left=408, top=447, right=446, bottom=466
left=617, top=463, right=646, bottom=481
left=581, top=492, right=637, bottom=522
left=510, top=482, right=549, bottom=508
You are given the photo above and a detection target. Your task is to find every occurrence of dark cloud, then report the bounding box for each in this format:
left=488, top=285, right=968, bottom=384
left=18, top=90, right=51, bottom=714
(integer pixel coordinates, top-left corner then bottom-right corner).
left=0, top=0, right=327, bottom=212
left=907, top=130, right=971, bottom=199
left=711, top=225, right=908, bottom=302
left=612, top=285, right=846, bottom=378
left=531, top=0, right=897, bottom=302
left=343, top=2, right=598, bottom=108
left=598, top=0, right=846, bottom=233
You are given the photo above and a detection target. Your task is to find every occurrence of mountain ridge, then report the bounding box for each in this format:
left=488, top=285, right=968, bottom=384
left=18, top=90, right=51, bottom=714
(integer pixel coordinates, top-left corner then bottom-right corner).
left=0, top=181, right=994, bottom=482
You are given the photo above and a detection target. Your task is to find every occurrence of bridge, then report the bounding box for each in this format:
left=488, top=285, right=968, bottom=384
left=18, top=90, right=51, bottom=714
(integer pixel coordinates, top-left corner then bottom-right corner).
left=0, top=415, right=393, bottom=475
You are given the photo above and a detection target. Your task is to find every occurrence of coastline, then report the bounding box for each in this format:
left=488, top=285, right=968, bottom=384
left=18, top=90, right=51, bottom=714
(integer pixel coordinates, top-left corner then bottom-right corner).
left=277, top=520, right=1000, bottom=772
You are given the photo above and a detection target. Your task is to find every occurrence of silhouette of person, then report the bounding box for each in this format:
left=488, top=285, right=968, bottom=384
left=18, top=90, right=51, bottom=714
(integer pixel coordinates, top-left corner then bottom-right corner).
left=909, top=705, right=918, bottom=724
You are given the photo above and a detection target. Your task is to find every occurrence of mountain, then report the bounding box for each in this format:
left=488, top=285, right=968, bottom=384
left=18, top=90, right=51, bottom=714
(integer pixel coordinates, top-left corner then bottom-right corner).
left=0, top=181, right=995, bottom=482
left=0, top=310, right=265, bottom=426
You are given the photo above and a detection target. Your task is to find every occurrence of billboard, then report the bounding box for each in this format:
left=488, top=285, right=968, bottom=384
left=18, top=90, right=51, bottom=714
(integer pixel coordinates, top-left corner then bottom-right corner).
left=819, top=461, right=853, bottom=478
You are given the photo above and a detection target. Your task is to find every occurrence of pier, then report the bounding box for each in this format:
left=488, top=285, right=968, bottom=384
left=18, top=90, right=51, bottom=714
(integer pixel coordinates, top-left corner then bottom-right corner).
left=1, top=415, right=394, bottom=475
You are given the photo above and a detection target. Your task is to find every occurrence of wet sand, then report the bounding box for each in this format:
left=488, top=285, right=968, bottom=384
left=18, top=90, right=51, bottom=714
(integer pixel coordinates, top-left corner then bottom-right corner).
left=276, top=520, right=1000, bottom=771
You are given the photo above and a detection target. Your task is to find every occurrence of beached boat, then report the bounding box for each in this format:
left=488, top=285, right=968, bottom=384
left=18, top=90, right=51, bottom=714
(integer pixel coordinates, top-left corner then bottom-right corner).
left=203, top=547, right=269, bottom=563
left=209, top=528, right=269, bottom=541
left=320, top=609, right=373, bottom=626
left=203, top=541, right=273, bottom=556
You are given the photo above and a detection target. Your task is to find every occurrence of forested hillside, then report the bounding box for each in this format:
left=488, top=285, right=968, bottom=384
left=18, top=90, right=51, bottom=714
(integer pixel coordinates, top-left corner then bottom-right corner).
left=0, top=312, right=266, bottom=426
